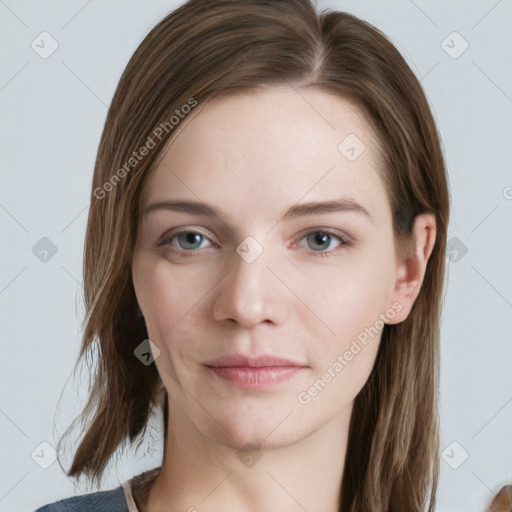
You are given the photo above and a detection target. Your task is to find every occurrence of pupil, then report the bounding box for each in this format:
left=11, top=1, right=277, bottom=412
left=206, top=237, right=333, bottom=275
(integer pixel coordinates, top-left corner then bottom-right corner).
left=311, top=232, right=329, bottom=250
left=181, top=233, right=202, bottom=248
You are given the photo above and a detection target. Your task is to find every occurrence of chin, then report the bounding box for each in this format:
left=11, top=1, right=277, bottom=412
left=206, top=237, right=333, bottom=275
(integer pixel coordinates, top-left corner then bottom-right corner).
left=199, top=412, right=309, bottom=453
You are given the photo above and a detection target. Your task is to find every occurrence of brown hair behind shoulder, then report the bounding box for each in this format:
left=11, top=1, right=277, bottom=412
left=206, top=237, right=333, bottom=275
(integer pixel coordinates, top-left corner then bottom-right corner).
left=487, top=485, right=512, bottom=512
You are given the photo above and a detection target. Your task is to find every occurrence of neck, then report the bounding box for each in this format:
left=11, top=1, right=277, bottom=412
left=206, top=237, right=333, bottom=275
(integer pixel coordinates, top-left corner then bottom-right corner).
left=142, top=403, right=351, bottom=512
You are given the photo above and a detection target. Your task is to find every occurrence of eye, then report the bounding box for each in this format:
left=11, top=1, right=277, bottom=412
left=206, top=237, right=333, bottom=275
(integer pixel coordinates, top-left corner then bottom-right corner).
left=295, top=229, right=351, bottom=257
left=157, top=228, right=215, bottom=255
left=157, top=227, right=351, bottom=258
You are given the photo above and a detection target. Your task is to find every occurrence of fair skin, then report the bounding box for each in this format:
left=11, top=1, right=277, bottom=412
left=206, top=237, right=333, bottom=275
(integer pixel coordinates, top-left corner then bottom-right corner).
left=131, top=85, right=436, bottom=512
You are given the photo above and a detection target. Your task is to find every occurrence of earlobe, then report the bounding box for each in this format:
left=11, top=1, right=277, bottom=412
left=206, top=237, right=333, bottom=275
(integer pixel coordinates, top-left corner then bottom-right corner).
left=386, top=213, right=437, bottom=325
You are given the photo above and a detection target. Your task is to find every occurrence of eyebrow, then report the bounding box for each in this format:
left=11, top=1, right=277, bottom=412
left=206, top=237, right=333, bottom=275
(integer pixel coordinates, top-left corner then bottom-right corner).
left=144, top=197, right=374, bottom=224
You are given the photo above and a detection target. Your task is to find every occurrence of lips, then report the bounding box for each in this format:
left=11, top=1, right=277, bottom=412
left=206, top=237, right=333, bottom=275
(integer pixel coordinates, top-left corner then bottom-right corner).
left=204, top=353, right=308, bottom=369
left=204, top=354, right=309, bottom=390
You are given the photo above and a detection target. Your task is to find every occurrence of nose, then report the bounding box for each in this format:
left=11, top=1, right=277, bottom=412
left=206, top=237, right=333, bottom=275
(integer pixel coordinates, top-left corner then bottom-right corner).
left=211, top=241, right=290, bottom=329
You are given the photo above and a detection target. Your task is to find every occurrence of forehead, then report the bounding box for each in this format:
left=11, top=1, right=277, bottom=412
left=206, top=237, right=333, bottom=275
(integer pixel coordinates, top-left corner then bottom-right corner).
left=143, top=85, right=388, bottom=224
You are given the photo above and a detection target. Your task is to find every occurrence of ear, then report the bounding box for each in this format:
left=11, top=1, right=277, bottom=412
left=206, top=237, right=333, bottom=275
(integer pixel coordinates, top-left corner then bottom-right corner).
left=386, top=212, right=437, bottom=325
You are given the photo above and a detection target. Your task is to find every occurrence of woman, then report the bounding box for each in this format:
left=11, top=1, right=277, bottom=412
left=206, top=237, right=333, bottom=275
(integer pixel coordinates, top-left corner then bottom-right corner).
left=35, top=0, right=450, bottom=510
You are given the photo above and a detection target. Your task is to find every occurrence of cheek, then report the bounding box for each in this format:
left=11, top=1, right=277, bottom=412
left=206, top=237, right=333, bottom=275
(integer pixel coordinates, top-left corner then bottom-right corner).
left=134, top=256, right=228, bottom=382
left=295, top=267, right=385, bottom=413
left=134, top=256, right=211, bottom=335
left=133, top=256, right=211, bottom=384
left=292, top=249, right=395, bottom=343
left=290, top=244, right=394, bottom=403
left=308, top=276, right=384, bottom=384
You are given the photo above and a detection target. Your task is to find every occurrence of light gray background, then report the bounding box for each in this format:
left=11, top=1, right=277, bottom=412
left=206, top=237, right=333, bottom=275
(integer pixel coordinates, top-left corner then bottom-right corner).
left=1, top=1, right=511, bottom=511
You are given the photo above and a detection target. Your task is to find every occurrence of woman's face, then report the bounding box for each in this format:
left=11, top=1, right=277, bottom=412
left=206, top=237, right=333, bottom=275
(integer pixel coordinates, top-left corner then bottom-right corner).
left=132, top=85, right=406, bottom=449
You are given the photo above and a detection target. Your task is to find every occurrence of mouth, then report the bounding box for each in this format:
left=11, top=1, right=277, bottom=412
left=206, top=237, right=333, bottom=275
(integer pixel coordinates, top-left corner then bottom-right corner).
left=204, top=353, right=309, bottom=390
left=204, top=353, right=308, bottom=368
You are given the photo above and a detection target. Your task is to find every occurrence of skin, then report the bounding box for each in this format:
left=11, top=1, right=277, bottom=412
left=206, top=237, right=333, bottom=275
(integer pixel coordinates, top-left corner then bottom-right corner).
left=131, top=84, right=436, bottom=512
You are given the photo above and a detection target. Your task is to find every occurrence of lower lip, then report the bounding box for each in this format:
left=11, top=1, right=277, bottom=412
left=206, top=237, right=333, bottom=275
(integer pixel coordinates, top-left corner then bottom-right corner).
left=206, top=366, right=305, bottom=390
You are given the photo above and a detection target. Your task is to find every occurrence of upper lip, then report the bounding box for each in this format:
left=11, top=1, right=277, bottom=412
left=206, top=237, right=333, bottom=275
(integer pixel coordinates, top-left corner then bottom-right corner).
left=205, top=354, right=307, bottom=368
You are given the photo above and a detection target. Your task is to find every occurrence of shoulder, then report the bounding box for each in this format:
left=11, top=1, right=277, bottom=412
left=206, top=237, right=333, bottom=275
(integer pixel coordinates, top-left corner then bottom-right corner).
left=33, top=484, right=129, bottom=512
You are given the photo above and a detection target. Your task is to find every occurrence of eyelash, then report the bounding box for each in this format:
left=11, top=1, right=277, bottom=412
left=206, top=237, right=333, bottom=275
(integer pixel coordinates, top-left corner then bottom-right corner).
left=156, top=227, right=352, bottom=258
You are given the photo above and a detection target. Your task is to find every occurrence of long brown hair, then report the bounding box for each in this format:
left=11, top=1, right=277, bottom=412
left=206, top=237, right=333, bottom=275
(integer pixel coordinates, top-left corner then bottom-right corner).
left=57, top=1, right=450, bottom=510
